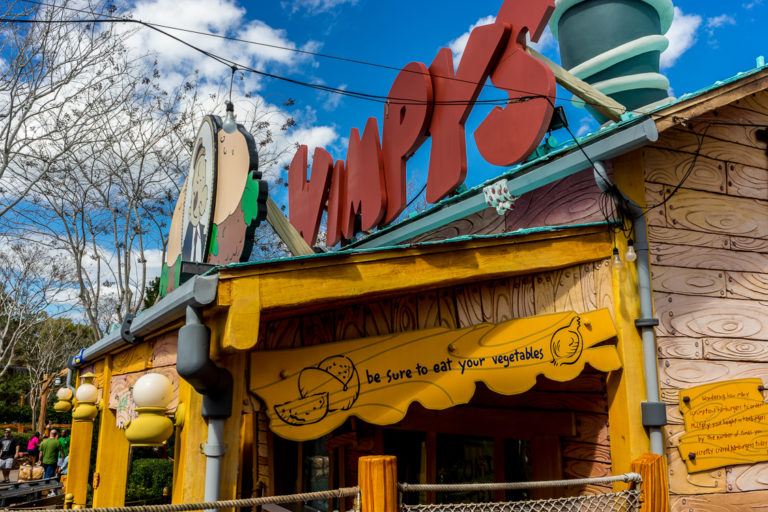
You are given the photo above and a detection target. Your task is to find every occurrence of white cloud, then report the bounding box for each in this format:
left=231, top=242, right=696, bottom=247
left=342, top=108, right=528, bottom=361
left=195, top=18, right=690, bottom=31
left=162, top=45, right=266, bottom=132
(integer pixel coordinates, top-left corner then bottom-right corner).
left=707, top=14, right=737, bottom=28
left=743, top=0, right=763, bottom=8
left=280, top=0, right=358, bottom=15
left=660, top=7, right=702, bottom=69
left=447, top=15, right=496, bottom=65
left=576, top=116, right=597, bottom=137
left=526, top=25, right=557, bottom=54
left=323, top=84, right=347, bottom=111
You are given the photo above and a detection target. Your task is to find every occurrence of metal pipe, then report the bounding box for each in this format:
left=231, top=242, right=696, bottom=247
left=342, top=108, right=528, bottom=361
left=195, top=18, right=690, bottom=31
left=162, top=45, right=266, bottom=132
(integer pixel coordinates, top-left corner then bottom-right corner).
left=203, top=418, right=226, bottom=512
left=593, top=161, right=665, bottom=455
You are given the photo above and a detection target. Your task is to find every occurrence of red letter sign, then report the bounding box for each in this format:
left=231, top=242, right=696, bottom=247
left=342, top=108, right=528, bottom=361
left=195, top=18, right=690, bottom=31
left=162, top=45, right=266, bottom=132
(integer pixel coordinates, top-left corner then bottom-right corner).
left=474, top=0, right=556, bottom=166
left=288, top=145, right=333, bottom=246
left=381, top=62, right=433, bottom=224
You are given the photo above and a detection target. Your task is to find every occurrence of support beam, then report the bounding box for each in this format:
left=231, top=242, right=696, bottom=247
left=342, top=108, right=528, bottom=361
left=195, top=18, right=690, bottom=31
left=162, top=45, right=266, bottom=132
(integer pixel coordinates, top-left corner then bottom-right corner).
left=266, top=197, right=314, bottom=257
left=527, top=47, right=627, bottom=122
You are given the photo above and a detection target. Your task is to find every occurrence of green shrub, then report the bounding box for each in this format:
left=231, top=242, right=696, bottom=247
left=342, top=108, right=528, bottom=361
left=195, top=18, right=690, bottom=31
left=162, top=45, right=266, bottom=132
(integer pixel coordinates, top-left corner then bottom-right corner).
left=126, top=458, right=173, bottom=504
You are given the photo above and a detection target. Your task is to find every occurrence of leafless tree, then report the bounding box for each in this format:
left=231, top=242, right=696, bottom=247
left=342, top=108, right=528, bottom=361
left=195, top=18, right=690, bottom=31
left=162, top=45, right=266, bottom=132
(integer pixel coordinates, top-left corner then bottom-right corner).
left=0, top=239, right=74, bottom=380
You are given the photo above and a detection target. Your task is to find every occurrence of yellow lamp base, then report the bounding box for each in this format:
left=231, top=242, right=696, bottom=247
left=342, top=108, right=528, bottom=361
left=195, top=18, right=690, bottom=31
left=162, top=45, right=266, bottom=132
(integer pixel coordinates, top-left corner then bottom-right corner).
left=125, top=407, right=174, bottom=445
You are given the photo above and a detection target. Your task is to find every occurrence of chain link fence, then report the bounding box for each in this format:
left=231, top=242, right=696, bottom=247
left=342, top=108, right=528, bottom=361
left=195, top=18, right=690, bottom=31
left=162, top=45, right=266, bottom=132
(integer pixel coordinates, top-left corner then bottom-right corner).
left=398, top=473, right=642, bottom=512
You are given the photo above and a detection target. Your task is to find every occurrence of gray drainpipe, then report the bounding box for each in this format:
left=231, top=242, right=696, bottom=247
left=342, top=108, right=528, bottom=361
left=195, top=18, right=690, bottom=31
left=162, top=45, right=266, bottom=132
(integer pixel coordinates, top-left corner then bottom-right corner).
left=594, top=161, right=666, bottom=455
left=176, top=305, right=233, bottom=512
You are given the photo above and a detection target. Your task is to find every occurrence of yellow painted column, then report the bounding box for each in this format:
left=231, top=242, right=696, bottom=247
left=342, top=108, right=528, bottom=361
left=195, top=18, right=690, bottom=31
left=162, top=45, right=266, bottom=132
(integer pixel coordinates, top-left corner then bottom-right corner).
left=172, top=379, right=207, bottom=504
left=67, top=416, right=95, bottom=506
left=607, top=150, right=653, bottom=479
left=92, top=356, right=131, bottom=507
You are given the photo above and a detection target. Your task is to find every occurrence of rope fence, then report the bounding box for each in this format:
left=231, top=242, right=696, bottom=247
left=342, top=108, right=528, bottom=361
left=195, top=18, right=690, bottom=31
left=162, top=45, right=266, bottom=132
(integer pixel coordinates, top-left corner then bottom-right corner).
left=3, top=487, right=360, bottom=512
left=398, top=473, right=642, bottom=492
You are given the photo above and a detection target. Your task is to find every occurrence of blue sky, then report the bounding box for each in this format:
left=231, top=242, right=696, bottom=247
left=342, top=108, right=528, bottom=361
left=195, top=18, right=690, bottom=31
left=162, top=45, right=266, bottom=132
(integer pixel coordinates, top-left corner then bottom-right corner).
left=123, top=0, right=768, bottom=198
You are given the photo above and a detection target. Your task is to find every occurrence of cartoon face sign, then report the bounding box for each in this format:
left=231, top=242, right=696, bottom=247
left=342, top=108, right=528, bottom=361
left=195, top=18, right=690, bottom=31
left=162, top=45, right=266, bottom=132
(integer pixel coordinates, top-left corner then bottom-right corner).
left=181, top=115, right=219, bottom=263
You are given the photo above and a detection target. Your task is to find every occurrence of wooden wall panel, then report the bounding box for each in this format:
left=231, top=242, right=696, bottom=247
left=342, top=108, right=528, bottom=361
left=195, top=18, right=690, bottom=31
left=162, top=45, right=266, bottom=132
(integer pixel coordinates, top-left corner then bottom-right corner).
left=561, top=442, right=612, bottom=464
left=437, top=289, right=457, bottom=329
left=651, top=243, right=768, bottom=273
left=659, top=359, right=768, bottom=389
left=301, top=311, right=335, bottom=346
left=406, top=208, right=507, bottom=244
left=671, top=490, right=768, bottom=511
left=703, top=338, right=768, bottom=362
left=727, top=271, right=768, bottom=300
left=455, top=284, right=484, bottom=327
left=651, top=266, right=725, bottom=296
left=263, top=318, right=302, bottom=350
left=336, top=305, right=366, bottom=341
left=730, top=235, right=768, bottom=253
left=363, top=300, right=392, bottom=337
left=664, top=187, right=768, bottom=239
left=667, top=448, right=726, bottom=494
left=727, top=463, right=768, bottom=492
left=652, top=128, right=768, bottom=169
left=656, top=337, right=703, bottom=359
left=655, top=293, right=768, bottom=340
left=644, top=147, right=726, bottom=193
left=649, top=225, right=730, bottom=249
left=151, top=332, right=178, bottom=367
left=510, top=276, right=536, bottom=318
left=645, top=182, right=667, bottom=227
left=481, top=279, right=513, bottom=323
left=564, top=459, right=611, bottom=479
left=728, top=163, right=768, bottom=200
left=392, top=295, right=420, bottom=332
left=564, top=413, right=609, bottom=445
left=417, top=291, right=441, bottom=330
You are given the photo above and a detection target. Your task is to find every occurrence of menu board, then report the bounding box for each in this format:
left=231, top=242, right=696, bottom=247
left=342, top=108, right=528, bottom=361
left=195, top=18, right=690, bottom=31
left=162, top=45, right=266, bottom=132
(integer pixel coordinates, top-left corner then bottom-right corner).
left=678, top=378, right=768, bottom=472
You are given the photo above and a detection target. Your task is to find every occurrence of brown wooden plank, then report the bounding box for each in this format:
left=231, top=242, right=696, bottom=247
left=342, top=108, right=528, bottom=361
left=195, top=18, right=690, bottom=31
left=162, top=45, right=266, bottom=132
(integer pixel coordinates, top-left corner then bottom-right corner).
left=455, top=284, right=484, bottom=327
left=667, top=448, right=726, bottom=495
left=554, top=267, right=585, bottom=313
left=335, top=304, right=366, bottom=341
left=665, top=186, right=768, bottom=239
left=482, top=278, right=514, bottom=323
left=656, top=337, right=703, bottom=359
left=690, top=115, right=768, bottom=149
left=416, top=291, right=441, bottom=330
left=730, top=235, right=768, bottom=253
left=563, top=413, right=609, bottom=445
left=655, top=293, right=768, bottom=340
left=644, top=148, right=726, bottom=193
left=703, top=338, right=768, bottom=362
left=727, top=271, right=768, bottom=301
left=392, top=295, right=419, bottom=333
left=727, top=462, right=768, bottom=492
left=530, top=436, right=564, bottom=499
left=505, top=168, right=610, bottom=232
left=437, top=289, right=457, bottom=329
left=579, top=262, right=598, bottom=311
left=264, top=317, right=302, bottom=350
left=660, top=388, right=678, bottom=405
left=593, top=260, right=613, bottom=313
left=670, top=490, right=768, bottom=511
left=363, top=300, right=392, bottom=337
left=731, top=90, right=768, bottom=114
left=664, top=424, right=685, bottom=448
left=301, top=311, right=335, bottom=346
left=645, top=182, right=668, bottom=227
left=406, top=208, right=507, bottom=244
left=561, top=442, right=612, bottom=464
left=666, top=404, right=683, bottom=425
left=728, top=163, right=768, bottom=200
left=659, top=358, right=768, bottom=389
left=151, top=332, right=178, bottom=367
left=653, top=128, right=768, bottom=169
left=563, top=460, right=611, bottom=479
left=648, top=226, right=730, bottom=249
left=510, top=275, right=536, bottom=318
left=650, top=243, right=768, bottom=273
left=651, top=266, right=726, bottom=296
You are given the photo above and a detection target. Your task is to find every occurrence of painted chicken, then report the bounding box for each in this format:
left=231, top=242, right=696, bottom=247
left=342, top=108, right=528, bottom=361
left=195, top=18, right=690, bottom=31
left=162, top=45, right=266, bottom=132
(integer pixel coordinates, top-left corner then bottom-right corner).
left=550, top=316, right=583, bottom=366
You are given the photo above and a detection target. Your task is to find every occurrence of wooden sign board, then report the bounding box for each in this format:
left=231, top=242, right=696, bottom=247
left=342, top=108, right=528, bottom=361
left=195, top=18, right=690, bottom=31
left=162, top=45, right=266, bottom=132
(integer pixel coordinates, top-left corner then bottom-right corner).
left=250, top=309, right=620, bottom=441
left=678, top=378, right=768, bottom=472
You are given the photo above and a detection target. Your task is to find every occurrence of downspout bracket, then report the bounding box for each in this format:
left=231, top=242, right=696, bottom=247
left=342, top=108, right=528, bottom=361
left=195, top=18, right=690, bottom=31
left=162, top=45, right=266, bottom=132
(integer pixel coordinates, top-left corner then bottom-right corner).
left=635, top=317, right=660, bottom=328
left=641, top=401, right=667, bottom=427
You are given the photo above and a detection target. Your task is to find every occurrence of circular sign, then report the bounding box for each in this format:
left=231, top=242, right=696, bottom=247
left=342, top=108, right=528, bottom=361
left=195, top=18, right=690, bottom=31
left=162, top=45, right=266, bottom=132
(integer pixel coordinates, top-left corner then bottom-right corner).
left=181, top=115, right=219, bottom=263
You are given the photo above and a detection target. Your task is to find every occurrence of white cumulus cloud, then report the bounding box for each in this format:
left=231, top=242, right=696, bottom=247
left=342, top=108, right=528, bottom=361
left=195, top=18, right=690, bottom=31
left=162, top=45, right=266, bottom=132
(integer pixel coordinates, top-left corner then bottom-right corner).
left=280, top=0, right=358, bottom=15
left=447, top=15, right=496, bottom=65
left=661, top=7, right=702, bottom=69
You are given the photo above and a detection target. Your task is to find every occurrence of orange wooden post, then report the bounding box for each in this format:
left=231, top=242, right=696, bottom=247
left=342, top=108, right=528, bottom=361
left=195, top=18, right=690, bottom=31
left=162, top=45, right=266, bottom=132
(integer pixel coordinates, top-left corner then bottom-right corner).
left=358, top=455, right=397, bottom=512
left=630, top=453, right=669, bottom=512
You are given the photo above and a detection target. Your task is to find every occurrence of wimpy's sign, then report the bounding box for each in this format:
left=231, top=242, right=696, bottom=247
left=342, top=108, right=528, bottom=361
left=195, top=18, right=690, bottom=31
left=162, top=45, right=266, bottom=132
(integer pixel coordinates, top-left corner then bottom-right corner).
left=289, top=0, right=556, bottom=247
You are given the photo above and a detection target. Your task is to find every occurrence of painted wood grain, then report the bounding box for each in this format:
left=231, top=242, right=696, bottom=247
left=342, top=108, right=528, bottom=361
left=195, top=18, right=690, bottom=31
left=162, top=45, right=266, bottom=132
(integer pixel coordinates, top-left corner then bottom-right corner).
left=644, top=147, right=725, bottom=193
left=667, top=404, right=683, bottom=425
left=111, top=344, right=152, bottom=375
left=335, top=304, right=366, bottom=341
left=561, top=442, right=611, bottom=464
left=664, top=425, right=685, bottom=448
left=645, top=182, right=667, bottom=227
left=690, top=116, right=768, bottom=149
left=650, top=243, right=768, bottom=273
left=510, top=275, right=536, bottom=319
left=656, top=337, right=703, bottom=359
left=363, top=300, right=392, bottom=337
left=151, top=333, right=177, bottom=368
left=653, top=128, right=768, bottom=169
left=671, top=489, right=768, bottom=511
left=264, top=317, right=302, bottom=350
left=417, top=292, right=441, bottom=330
left=108, top=367, right=180, bottom=412
left=301, top=311, right=335, bottom=346
left=579, top=263, right=598, bottom=311
left=651, top=266, right=725, bottom=297
left=437, top=289, right=458, bottom=329
left=533, top=268, right=584, bottom=315
left=730, top=235, right=768, bottom=253
left=665, top=187, right=768, bottom=239
left=563, top=459, right=611, bottom=479
left=648, top=226, right=730, bottom=249
left=455, top=284, right=484, bottom=328
left=728, top=163, right=768, bottom=200
left=667, top=448, right=726, bottom=495
left=727, top=271, right=768, bottom=301
left=564, top=413, right=609, bottom=445
left=703, top=338, right=768, bottom=362
left=660, top=388, right=678, bottom=405
left=406, top=208, right=507, bottom=244
left=731, top=90, right=768, bottom=114
left=659, top=358, right=768, bottom=389
left=727, top=463, right=768, bottom=492
left=655, top=293, right=768, bottom=340
left=392, top=295, right=419, bottom=332
left=593, top=260, right=613, bottom=313
left=505, top=168, right=610, bottom=232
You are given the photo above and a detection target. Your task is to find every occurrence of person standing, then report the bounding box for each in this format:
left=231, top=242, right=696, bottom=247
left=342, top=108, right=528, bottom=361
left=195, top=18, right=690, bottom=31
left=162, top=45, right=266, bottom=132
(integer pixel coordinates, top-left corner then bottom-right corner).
left=57, top=429, right=70, bottom=472
left=27, top=431, right=40, bottom=464
left=0, top=428, right=20, bottom=483
left=39, top=429, right=62, bottom=480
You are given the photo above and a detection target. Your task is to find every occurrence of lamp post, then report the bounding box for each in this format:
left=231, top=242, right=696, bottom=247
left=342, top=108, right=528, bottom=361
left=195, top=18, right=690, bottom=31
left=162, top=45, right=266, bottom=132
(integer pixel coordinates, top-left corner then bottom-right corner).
left=125, top=373, right=183, bottom=446
left=72, top=373, right=101, bottom=422
left=54, top=387, right=74, bottom=413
